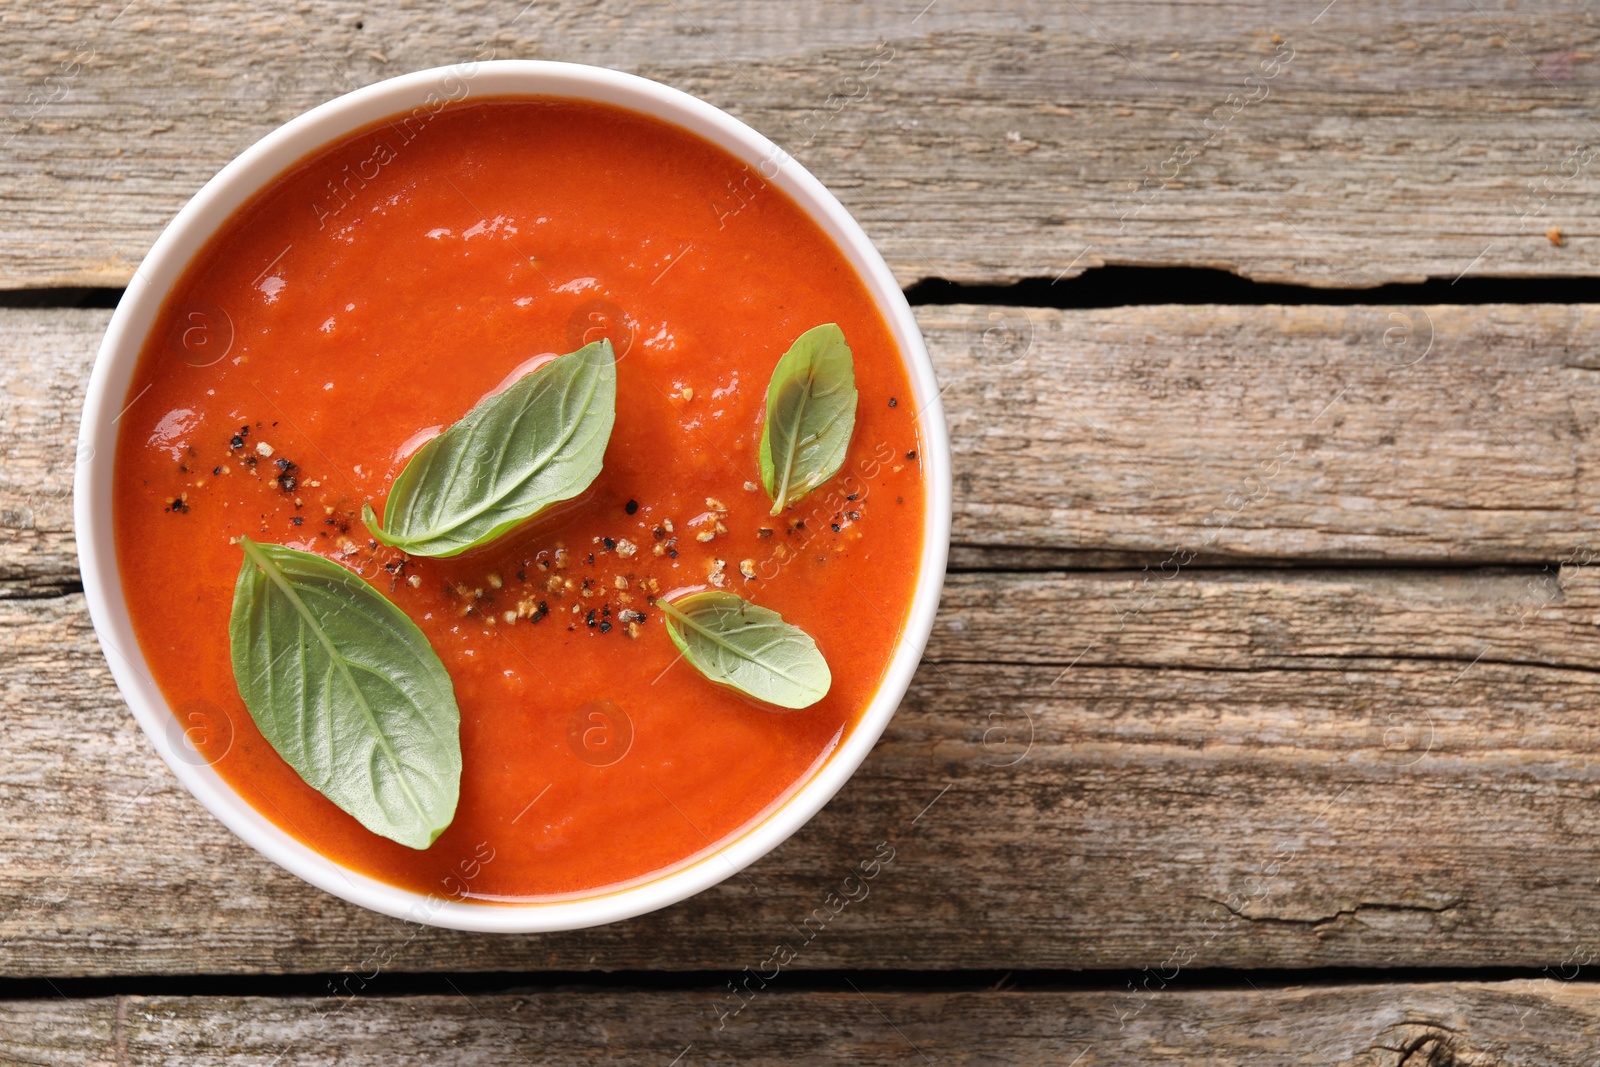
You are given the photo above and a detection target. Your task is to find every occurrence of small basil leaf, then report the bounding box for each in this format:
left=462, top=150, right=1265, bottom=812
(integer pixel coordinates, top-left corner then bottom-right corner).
left=657, top=590, right=832, bottom=710
left=228, top=536, right=461, bottom=849
left=759, top=323, right=858, bottom=516
left=364, top=340, right=617, bottom=557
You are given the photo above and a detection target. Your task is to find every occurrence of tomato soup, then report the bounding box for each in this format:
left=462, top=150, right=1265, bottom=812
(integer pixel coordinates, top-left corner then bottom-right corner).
left=112, top=98, right=925, bottom=900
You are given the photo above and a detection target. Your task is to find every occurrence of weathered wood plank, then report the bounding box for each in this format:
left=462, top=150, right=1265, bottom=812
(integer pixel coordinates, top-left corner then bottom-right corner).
left=8, top=561, right=1600, bottom=976
left=4, top=982, right=1600, bottom=1065
left=931, top=300, right=1600, bottom=564
left=11, top=302, right=1600, bottom=587
left=5, top=1, right=1600, bottom=288
left=0, top=998, right=114, bottom=1067
left=0, top=310, right=92, bottom=595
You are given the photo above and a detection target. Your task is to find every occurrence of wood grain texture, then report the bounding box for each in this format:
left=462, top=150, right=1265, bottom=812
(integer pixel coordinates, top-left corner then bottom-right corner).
left=8, top=560, right=1600, bottom=976
left=10, top=0, right=1600, bottom=1055
left=0, top=310, right=94, bottom=596
left=929, top=300, right=1600, bottom=564
left=4, top=982, right=1600, bottom=1065
left=11, top=301, right=1600, bottom=590
left=5, top=1, right=1600, bottom=288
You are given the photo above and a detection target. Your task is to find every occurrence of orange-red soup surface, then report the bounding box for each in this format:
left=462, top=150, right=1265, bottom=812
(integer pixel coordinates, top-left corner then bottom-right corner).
left=114, top=97, right=925, bottom=900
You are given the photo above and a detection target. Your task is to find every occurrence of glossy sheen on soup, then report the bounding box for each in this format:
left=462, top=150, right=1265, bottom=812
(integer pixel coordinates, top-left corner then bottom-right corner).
left=112, top=97, right=926, bottom=900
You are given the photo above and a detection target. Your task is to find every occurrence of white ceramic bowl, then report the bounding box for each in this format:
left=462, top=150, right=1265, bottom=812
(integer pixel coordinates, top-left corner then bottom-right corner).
left=74, top=61, right=951, bottom=932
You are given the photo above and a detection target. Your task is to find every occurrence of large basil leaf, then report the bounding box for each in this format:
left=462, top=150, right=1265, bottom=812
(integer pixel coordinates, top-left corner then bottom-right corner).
left=758, top=323, right=857, bottom=515
left=229, top=537, right=461, bottom=849
left=364, top=340, right=617, bottom=557
left=657, top=591, right=831, bottom=709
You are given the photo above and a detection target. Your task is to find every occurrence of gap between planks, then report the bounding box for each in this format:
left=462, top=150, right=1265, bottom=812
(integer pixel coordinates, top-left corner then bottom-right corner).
left=2, top=965, right=1599, bottom=1001
left=14, top=269, right=1600, bottom=313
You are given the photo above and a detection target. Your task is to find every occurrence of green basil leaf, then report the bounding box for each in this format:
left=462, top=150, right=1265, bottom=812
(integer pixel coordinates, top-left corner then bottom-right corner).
left=759, top=323, right=858, bottom=515
left=657, top=590, right=832, bottom=709
left=364, top=340, right=617, bottom=557
left=228, top=536, right=461, bottom=850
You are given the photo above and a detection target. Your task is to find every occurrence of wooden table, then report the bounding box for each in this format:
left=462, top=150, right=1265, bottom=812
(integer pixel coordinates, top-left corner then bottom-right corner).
left=7, top=1, right=1600, bottom=1062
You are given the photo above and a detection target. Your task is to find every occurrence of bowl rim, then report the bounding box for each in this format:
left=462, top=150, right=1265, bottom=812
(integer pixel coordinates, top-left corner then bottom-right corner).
left=74, top=59, right=952, bottom=933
